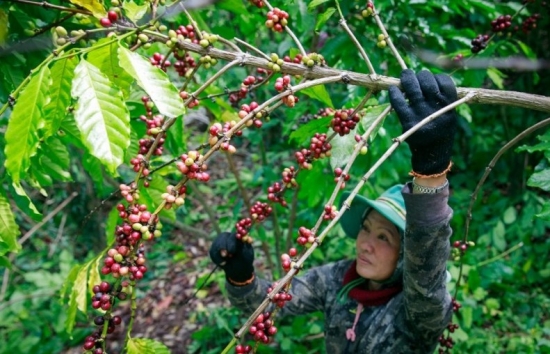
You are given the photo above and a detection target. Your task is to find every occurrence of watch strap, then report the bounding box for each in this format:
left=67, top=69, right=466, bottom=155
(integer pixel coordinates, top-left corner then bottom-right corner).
left=412, top=178, right=449, bottom=194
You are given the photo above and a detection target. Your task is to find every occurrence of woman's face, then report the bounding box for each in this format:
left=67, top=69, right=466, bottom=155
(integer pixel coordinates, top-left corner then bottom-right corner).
left=355, top=210, right=401, bottom=285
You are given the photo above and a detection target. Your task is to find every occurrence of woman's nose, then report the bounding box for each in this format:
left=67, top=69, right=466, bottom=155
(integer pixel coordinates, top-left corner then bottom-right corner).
left=359, top=233, right=375, bottom=253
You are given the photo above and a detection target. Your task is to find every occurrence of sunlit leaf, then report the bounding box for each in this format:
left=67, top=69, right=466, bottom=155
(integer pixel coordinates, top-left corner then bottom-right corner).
left=71, top=59, right=130, bottom=175
left=0, top=190, right=21, bottom=255
left=308, top=0, right=330, bottom=11
left=68, top=0, right=105, bottom=18
left=43, top=57, right=78, bottom=138
left=300, top=85, right=334, bottom=108
left=88, top=255, right=103, bottom=297
left=315, top=7, right=336, bottom=32
left=330, top=126, right=358, bottom=169
left=65, top=263, right=89, bottom=334
left=118, top=46, right=185, bottom=118
left=527, top=168, right=550, bottom=191
left=87, top=39, right=133, bottom=98
left=127, top=337, right=171, bottom=354
left=0, top=10, right=8, bottom=45
left=122, top=0, right=149, bottom=23
left=10, top=182, right=42, bottom=221
left=4, top=65, right=51, bottom=184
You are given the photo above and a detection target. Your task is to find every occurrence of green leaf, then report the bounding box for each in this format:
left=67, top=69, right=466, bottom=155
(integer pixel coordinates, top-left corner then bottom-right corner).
left=289, top=116, right=331, bottom=146
left=0, top=255, right=11, bottom=269
left=127, top=338, right=171, bottom=354
left=118, top=46, right=185, bottom=118
left=87, top=40, right=133, bottom=99
left=515, top=40, right=536, bottom=59
left=37, top=136, right=72, bottom=182
left=122, top=0, right=149, bottom=23
left=486, top=67, right=506, bottom=89
left=361, top=104, right=389, bottom=141
left=4, top=65, right=51, bottom=183
left=0, top=10, right=7, bottom=45
left=315, top=7, right=336, bottom=31
left=300, top=85, right=334, bottom=108
left=527, top=168, right=550, bottom=191
left=71, top=59, right=131, bottom=175
left=502, top=206, right=516, bottom=224
left=68, top=0, right=105, bottom=18
left=60, top=265, right=80, bottom=301
left=9, top=183, right=42, bottom=221
left=65, top=263, right=89, bottom=334
left=308, top=0, right=330, bottom=11
left=0, top=190, right=21, bottom=255
left=105, top=205, right=120, bottom=245
left=535, top=201, right=550, bottom=221
left=330, top=126, right=358, bottom=169
left=491, top=220, right=506, bottom=252
left=44, top=56, right=78, bottom=138
left=88, top=255, right=103, bottom=297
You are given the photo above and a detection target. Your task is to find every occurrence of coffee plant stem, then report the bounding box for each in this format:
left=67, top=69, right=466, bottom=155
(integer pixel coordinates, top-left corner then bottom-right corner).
left=478, top=242, right=525, bottom=267
left=136, top=30, right=550, bottom=112
left=217, top=36, right=242, bottom=52
left=123, top=280, right=138, bottom=350
left=182, top=6, right=203, bottom=40
left=372, top=3, right=407, bottom=70
left=350, top=90, right=375, bottom=119
left=335, top=1, right=376, bottom=75
left=179, top=62, right=203, bottom=93
left=262, top=0, right=307, bottom=57
left=234, top=37, right=271, bottom=60
left=8, top=0, right=92, bottom=14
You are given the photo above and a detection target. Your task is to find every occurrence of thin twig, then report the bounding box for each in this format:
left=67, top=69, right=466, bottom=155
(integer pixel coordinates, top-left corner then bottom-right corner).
left=187, top=181, right=222, bottom=235
left=478, top=242, right=524, bottom=267
left=371, top=2, right=407, bottom=70
left=18, top=192, right=78, bottom=245
left=335, top=1, right=376, bottom=75
left=48, top=213, right=67, bottom=258
left=234, top=38, right=271, bottom=60
left=8, top=0, right=92, bottom=14
left=217, top=37, right=242, bottom=53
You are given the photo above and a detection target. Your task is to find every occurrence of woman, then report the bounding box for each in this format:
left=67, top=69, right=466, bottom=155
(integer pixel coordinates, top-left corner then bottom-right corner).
left=209, top=69, right=457, bottom=353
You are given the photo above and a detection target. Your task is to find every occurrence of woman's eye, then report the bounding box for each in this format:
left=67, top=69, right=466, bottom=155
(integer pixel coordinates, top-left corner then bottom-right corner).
left=362, top=225, right=370, bottom=232
left=378, top=234, right=389, bottom=242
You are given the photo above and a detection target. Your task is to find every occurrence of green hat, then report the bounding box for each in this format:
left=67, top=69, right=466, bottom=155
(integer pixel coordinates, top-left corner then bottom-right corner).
left=340, top=184, right=406, bottom=239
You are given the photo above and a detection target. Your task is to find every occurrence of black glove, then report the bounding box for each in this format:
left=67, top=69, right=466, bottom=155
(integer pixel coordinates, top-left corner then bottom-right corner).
left=209, top=231, right=254, bottom=284
left=388, top=69, right=458, bottom=176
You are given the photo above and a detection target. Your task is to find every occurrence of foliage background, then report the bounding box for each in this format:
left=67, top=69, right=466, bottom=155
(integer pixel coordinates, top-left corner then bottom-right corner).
left=0, top=0, right=549, bottom=353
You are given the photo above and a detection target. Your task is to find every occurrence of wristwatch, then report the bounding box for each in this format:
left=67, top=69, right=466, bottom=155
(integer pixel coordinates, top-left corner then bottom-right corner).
left=412, top=178, right=449, bottom=194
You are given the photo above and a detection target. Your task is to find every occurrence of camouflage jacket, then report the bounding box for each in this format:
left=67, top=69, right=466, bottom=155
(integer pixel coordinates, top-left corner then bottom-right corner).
left=227, top=183, right=453, bottom=353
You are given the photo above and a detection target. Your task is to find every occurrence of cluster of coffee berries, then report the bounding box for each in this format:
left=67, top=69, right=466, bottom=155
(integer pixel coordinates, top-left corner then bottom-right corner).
left=438, top=333, right=455, bottom=352
left=274, top=75, right=291, bottom=92
left=361, top=2, right=375, bottom=17
left=267, top=181, right=285, bottom=206
left=99, top=10, right=119, bottom=27
left=265, top=8, right=289, bottom=33
left=298, top=107, right=334, bottom=125
left=138, top=114, right=165, bottom=154
left=294, top=133, right=331, bottom=169
left=250, top=201, right=273, bottom=222
left=82, top=332, right=104, bottom=353
left=161, top=185, right=186, bottom=209
left=116, top=204, right=161, bottom=243
left=452, top=53, right=464, bottom=62
left=267, top=283, right=293, bottom=308
left=300, top=52, right=325, bottom=67
left=268, top=53, right=285, bottom=72
left=175, top=24, right=196, bottom=42
left=235, top=217, right=253, bottom=241
left=235, top=344, right=253, bottom=353
left=91, top=281, right=115, bottom=311
left=296, top=226, right=315, bottom=246
left=376, top=33, right=387, bottom=48
left=283, top=53, right=303, bottom=64
left=229, top=71, right=267, bottom=105
left=249, top=312, right=277, bottom=344
left=119, top=183, right=139, bottom=203
left=199, top=32, right=218, bottom=48
left=53, top=26, right=69, bottom=46
left=323, top=204, right=337, bottom=220
left=239, top=101, right=266, bottom=128
left=521, top=13, right=540, bottom=33
left=173, top=49, right=196, bottom=77
left=176, top=151, right=210, bottom=182
left=491, top=14, right=512, bottom=32
left=451, top=240, right=475, bottom=261
left=93, top=314, right=122, bottom=333
left=150, top=52, right=171, bottom=71
left=248, top=0, right=264, bottom=8
left=208, top=122, right=240, bottom=151
left=280, top=247, right=298, bottom=272
left=470, top=34, right=489, bottom=53
left=283, top=93, right=298, bottom=107
left=331, top=109, right=360, bottom=136
left=198, top=54, right=218, bottom=69
left=334, top=167, right=351, bottom=189
left=179, top=91, right=200, bottom=109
